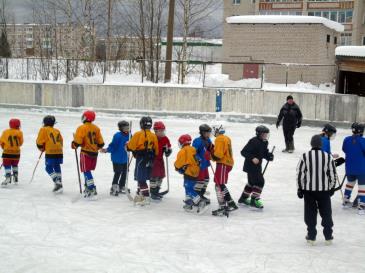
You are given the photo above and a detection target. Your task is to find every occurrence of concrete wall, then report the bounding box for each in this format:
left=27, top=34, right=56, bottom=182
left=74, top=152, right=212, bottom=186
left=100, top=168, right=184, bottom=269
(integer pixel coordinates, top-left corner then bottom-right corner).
left=0, top=81, right=363, bottom=123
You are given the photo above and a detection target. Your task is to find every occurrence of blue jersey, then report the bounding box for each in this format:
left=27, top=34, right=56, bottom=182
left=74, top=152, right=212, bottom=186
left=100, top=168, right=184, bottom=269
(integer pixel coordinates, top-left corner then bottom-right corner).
left=321, top=136, right=331, bottom=154
left=192, top=136, right=212, bottom=170
left=106, top=131, right=130, bottom=164
left=342, top=135, right=365, bottom=175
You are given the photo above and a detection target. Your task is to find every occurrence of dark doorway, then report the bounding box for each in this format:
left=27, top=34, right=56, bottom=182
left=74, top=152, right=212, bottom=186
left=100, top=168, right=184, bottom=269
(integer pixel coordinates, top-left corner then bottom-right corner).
left=337, top=71, right=365, bottom=96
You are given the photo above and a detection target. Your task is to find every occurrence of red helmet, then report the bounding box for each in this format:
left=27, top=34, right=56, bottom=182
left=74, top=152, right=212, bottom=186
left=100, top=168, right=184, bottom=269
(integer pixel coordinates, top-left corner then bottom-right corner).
left=9, top=118, right=21, bottom=129
left=82, top=110, right=96, bottom=123
left=178, top=134, right=192, bottom=147
left=153, top=121, right=166, bottom=131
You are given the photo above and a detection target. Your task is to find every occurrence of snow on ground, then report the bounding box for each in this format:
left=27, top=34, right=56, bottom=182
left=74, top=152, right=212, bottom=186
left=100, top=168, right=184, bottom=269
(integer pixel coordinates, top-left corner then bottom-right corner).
left=0, top=108, right=364, bottom=273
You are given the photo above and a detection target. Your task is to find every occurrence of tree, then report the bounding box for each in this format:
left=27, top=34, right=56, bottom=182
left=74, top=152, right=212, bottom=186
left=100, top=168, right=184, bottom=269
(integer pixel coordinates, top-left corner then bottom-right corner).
left=0, top=0, right=11, bottom=57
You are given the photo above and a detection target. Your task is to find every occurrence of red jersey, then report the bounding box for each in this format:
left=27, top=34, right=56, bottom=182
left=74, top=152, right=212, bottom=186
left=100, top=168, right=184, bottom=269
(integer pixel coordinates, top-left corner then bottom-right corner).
left=151, top=136, right=171, bottom=178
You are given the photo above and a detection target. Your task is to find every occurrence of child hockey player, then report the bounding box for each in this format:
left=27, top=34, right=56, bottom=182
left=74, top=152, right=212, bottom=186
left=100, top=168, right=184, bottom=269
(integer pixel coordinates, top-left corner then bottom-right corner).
left=36, top=115, right=64, bottom=193
left=101, top=120, right=130, bottom=196
left=127, top=117, right=159, bottom=205
left=211, top=125, right=238, bottom=216
left=320, top=123, right=345, bottom=167
left=0, top=119, right=23, bottom=186
left=296, top=135, right=337, bottom=245
left=150, top=121, right=172, bottom=200
left=175, top=134, right=208, bottom=213
left=193, top=124, right=213, bottom=204
left=238, top=125, right=274, bottom=209
left=342, top=122, right=365, bottom=214
left=72, top=110, right=104, bottom=198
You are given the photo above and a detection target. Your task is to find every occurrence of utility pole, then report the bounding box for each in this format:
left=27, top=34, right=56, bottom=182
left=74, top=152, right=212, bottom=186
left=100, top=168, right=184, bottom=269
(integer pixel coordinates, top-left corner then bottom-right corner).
left=164, top=0, right=175, bottom=82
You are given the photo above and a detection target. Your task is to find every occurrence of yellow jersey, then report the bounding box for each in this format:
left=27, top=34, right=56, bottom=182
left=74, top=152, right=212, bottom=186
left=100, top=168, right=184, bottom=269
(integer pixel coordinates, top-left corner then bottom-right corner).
left=0, top=128, right=23, bottom=159
left=36, top=127, right=63, bottom=158
left=127, top=129, right=159, bottom=156
left=174, top=145, right=200, bottom=179
left=213, top=134, right=234, bottom=167
left=73, top=122, right=104, bottom=156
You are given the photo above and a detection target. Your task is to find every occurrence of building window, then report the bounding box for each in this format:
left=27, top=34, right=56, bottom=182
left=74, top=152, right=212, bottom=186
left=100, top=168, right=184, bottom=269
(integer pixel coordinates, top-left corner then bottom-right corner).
left=334, top=37, right=337, bottom=45
left=233, top=0, right=240, bottom=5
left=363, top=36, right=365, bottom=46
left=327, top=35, right=330, bottom=43
left=340, top=33, right=352, bottom=45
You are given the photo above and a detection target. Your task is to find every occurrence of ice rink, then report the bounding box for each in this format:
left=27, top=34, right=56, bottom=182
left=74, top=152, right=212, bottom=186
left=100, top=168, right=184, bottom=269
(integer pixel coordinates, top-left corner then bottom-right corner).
left=0, top=108, right=364, bottom=273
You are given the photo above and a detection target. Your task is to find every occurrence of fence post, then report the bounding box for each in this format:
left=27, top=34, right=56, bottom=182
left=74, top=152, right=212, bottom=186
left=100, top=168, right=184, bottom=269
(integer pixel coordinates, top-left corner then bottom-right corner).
left=5, top=58, right=8, bottom=79
left=260, top=64, right=264, bottom=89
left=202, top=63, right=207, bottom=87
left=103, top=60, right=107, bottom=83
left=216, top=89, right=223, bottom=112
left=285, top=66, right=289, bottom=87
left=26, top=58, right=29, bottom=80
left=66, top=59, right=70, bottom=83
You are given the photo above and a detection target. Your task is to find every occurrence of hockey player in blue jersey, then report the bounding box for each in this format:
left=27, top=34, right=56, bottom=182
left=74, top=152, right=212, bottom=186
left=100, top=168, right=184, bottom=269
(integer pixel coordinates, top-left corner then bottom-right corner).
left=193, top=124, right=214, bottom=204
left=342, top=122, right=365, bottom=214
left=320, top=124, right=345, bottom=167
left=101, top=121, right=131, bottom=196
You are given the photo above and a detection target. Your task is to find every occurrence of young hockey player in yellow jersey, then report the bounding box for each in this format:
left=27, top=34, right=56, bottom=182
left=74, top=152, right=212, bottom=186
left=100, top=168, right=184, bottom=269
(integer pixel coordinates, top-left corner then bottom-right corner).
left=72, top=110, right=104, bottom=199
left=0, top=119, right=23, bottom=186
left=127, top=117, right=159, bottom=205
left=36, top=115, right=64, bottom=193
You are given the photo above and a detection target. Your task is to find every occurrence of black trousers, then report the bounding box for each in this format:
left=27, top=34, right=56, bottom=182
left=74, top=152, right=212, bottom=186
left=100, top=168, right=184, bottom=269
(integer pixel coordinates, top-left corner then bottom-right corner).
left=112, top=163, right=127, bottom=188
left=283, top=125, right=296, bottom=145
left=247, top=171, right=265, bottom=188
left=303, top=191, right=333, bottom=240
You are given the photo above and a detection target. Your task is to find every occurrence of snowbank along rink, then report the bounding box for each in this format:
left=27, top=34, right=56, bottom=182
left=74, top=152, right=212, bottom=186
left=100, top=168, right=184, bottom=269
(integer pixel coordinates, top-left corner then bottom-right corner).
left=0, top=81, right=365, bottom=123
left=0, top=108, right=364, bottom=273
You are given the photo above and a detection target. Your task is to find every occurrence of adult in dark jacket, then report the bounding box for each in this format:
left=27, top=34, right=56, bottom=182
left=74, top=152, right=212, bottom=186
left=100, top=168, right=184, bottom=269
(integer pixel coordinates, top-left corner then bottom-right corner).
left=238, top=125, right=274, bottom=209
left=276, top=95, right=303, bottom=153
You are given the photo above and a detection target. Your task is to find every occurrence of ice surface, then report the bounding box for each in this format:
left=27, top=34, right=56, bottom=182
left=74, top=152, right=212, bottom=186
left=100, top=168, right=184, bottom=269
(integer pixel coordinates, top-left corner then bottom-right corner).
left=0, top=108, right=363, bottom=273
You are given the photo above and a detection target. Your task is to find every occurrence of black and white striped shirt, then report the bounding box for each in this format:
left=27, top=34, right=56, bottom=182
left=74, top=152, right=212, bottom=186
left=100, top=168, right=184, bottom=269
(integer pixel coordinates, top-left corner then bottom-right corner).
left=296, top=148, right=337, bottom=191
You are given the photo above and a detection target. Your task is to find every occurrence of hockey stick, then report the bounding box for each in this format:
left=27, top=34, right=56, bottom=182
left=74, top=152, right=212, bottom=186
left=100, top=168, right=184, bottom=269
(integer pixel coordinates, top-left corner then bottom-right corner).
left=125, top=156, right=134, bottom=201
left=125, top=121, right=134, bottom=202
left=29, top=151, right=44, bottom=184
left=159, top=156, right=170, bottom=196
left=263, top=146, right=276, bottom=176
left=74, top=148, right=82, bottom=194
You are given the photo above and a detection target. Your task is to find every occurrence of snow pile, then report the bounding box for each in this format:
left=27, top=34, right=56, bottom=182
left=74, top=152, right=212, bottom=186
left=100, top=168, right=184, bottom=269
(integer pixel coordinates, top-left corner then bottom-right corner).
left=226, top=15, right=345, bottom=32
left=335, top=46, right=365, bottom=58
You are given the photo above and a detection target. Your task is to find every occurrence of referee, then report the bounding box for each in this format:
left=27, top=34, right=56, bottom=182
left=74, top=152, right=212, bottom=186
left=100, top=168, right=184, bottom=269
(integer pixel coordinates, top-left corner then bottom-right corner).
left=296, top=134, right=338, bottom=245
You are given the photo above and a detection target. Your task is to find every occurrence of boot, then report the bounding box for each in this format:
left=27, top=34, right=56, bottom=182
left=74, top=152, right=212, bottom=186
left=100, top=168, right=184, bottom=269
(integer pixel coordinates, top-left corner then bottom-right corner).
left=1, top=175, right=11, bottom=187
left=212, top=206, right=229, bottom=217
left=250, top=197, right=264, bottom=209
left=238, top=193, right=250, bottom=206
left=282, top=142, right=289, bottom=153
left=227, top=200, right=239, bottom=211
left=288, top=141, right=295, bottom=153
left=53, top=181, right=63, bottom=194
left=110, top=184, right=119, bottom=196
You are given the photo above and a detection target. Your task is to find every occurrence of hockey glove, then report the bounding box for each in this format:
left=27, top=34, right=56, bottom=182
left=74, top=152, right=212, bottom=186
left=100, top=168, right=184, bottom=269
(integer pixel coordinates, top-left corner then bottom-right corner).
left=267, top=153, right=274, bottom=161
left=334, top=157, right=345, bottom=167
left=276, top=121, right=280, bottom=129
left=296, top=121, right=302, bottom=128
left=71, top=141, right=79, bottom=150
left=163, top=146, right=172, bottom=157
left=297, top=189, right=304, bottom=199
left=329, top=188, right=335, bottom=197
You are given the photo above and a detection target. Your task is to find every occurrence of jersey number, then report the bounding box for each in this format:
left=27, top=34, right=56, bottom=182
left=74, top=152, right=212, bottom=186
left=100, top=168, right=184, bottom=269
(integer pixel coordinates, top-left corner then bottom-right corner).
left=88, top=132, right=97, bottom=145
left=50, top=133, right=61, bottom=144
left=8, top=136, right=19, bottom=147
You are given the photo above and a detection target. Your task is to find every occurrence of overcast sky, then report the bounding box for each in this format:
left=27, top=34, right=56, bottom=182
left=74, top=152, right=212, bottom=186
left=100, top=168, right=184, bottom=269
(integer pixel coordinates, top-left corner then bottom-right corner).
left=7, top=0, right=223, bottom=38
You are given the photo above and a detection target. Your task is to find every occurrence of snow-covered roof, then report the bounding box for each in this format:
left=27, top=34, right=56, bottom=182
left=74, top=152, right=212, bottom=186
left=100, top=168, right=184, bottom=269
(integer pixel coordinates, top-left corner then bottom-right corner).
left=226, top=15, right=344, bottom=32
left=335, top=46, right=365, bottom=58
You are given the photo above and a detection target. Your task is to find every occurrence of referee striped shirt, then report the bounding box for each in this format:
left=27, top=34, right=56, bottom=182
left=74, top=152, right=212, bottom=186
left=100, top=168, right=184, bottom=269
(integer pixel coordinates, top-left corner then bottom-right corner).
left=296, top=148, right=337, bottom=191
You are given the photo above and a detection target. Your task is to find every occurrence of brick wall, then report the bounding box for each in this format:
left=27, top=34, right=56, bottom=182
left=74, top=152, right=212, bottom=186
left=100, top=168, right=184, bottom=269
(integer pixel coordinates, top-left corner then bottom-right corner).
left=222, top=23, right=339, bottom=84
